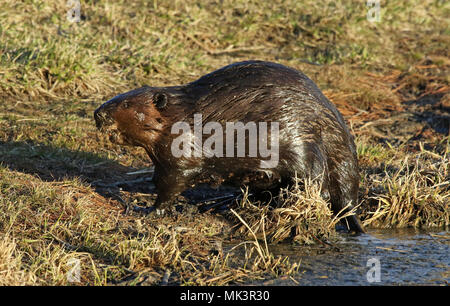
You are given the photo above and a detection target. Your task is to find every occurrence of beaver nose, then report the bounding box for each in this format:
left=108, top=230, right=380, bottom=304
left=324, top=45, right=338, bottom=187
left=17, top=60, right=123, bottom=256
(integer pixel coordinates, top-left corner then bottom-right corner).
left=94, top=104, right=115, bottom=130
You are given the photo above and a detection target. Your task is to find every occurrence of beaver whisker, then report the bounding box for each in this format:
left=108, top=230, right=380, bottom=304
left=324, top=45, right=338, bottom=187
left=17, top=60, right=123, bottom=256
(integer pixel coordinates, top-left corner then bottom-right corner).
left=141, top=125, right=161, bottom=132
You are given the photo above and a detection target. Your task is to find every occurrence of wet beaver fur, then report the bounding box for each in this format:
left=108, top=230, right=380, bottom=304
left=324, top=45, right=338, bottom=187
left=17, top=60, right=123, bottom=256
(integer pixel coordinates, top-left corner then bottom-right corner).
left=94, top=60, right=364, bottom=232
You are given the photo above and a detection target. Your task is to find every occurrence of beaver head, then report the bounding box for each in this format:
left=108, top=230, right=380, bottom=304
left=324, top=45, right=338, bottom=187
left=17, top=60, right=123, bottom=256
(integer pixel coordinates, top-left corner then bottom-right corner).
left=94, top=86, right=169, bottom=148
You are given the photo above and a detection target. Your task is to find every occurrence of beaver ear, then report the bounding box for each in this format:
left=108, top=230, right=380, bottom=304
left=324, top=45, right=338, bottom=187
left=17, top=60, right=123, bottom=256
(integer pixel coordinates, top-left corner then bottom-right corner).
left=153, top=92, right=168, bottom=109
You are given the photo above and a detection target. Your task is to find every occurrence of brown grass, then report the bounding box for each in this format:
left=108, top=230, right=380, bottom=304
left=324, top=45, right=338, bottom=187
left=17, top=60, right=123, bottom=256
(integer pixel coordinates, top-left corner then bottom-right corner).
left=360, top=142, right=449, bottom=228
left=229, top=179, right=353, bottom=245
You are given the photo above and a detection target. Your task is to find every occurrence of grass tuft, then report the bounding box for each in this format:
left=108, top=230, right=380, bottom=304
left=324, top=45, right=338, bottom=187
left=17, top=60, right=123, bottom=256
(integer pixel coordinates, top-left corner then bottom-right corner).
left=229, top=178, right=354, bottom=245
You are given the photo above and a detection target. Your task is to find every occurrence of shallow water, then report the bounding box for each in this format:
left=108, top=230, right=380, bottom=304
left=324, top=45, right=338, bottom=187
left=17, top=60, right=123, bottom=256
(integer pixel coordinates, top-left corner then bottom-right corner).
left=258, top=228, right=449, bottom=285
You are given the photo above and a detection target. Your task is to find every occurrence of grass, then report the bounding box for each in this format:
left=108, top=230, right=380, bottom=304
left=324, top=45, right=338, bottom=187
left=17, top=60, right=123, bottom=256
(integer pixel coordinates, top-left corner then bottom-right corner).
left=360, top=141, right=449, bottom=228
left=0, top=0, right=449, bottom=285
left=229, top=180, right=351, bottom=245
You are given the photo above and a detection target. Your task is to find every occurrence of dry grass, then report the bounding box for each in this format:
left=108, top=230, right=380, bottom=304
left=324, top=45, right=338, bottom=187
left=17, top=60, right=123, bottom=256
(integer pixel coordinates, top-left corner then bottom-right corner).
left=229, top=179, right=356, bottom=245
left=0, top=167, right=298, bottom=285
left=0, top=235, right=37, bottom=285
left=0, top=0, right=449, bottom=285
left=360, top=141, right=449, bottom=228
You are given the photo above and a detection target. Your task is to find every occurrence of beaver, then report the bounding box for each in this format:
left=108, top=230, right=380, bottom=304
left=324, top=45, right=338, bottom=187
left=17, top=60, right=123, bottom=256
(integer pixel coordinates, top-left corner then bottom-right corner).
left=94, top=60, right=364, bottom=232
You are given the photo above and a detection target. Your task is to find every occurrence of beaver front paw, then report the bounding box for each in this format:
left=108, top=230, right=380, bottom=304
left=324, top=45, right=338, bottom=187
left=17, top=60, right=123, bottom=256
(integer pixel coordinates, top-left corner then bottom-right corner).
left=132, top=205, right=167, bottom=216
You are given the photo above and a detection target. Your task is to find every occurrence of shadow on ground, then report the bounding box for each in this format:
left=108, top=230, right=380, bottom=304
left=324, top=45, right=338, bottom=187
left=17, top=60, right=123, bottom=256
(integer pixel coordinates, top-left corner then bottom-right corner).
left=0, top=140, right=240, bottom=211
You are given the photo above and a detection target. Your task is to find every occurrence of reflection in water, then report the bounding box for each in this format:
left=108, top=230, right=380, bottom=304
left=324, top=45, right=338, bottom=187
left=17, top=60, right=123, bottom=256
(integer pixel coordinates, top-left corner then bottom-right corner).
left=255, top=228, right=449, bottom=285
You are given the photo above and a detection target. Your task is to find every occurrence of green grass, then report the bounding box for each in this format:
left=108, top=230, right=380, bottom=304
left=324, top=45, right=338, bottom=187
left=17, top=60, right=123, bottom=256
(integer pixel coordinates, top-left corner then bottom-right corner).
left=0, top=0, right=449, bottom=285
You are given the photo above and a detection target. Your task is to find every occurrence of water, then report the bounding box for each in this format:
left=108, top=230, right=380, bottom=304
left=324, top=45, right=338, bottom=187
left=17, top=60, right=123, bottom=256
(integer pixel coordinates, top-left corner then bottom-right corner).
left=260, top=228, right=449, bottom=285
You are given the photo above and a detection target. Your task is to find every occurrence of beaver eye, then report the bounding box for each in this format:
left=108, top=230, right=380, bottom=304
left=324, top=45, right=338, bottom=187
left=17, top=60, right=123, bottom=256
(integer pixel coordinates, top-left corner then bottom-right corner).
left=122, top=101, right=129, bottom=109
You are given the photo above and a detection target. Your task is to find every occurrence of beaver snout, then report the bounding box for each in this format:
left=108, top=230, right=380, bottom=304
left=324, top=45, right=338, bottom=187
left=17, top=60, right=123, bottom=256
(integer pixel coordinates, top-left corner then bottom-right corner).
left=94, top=104, right=116, bottom=131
